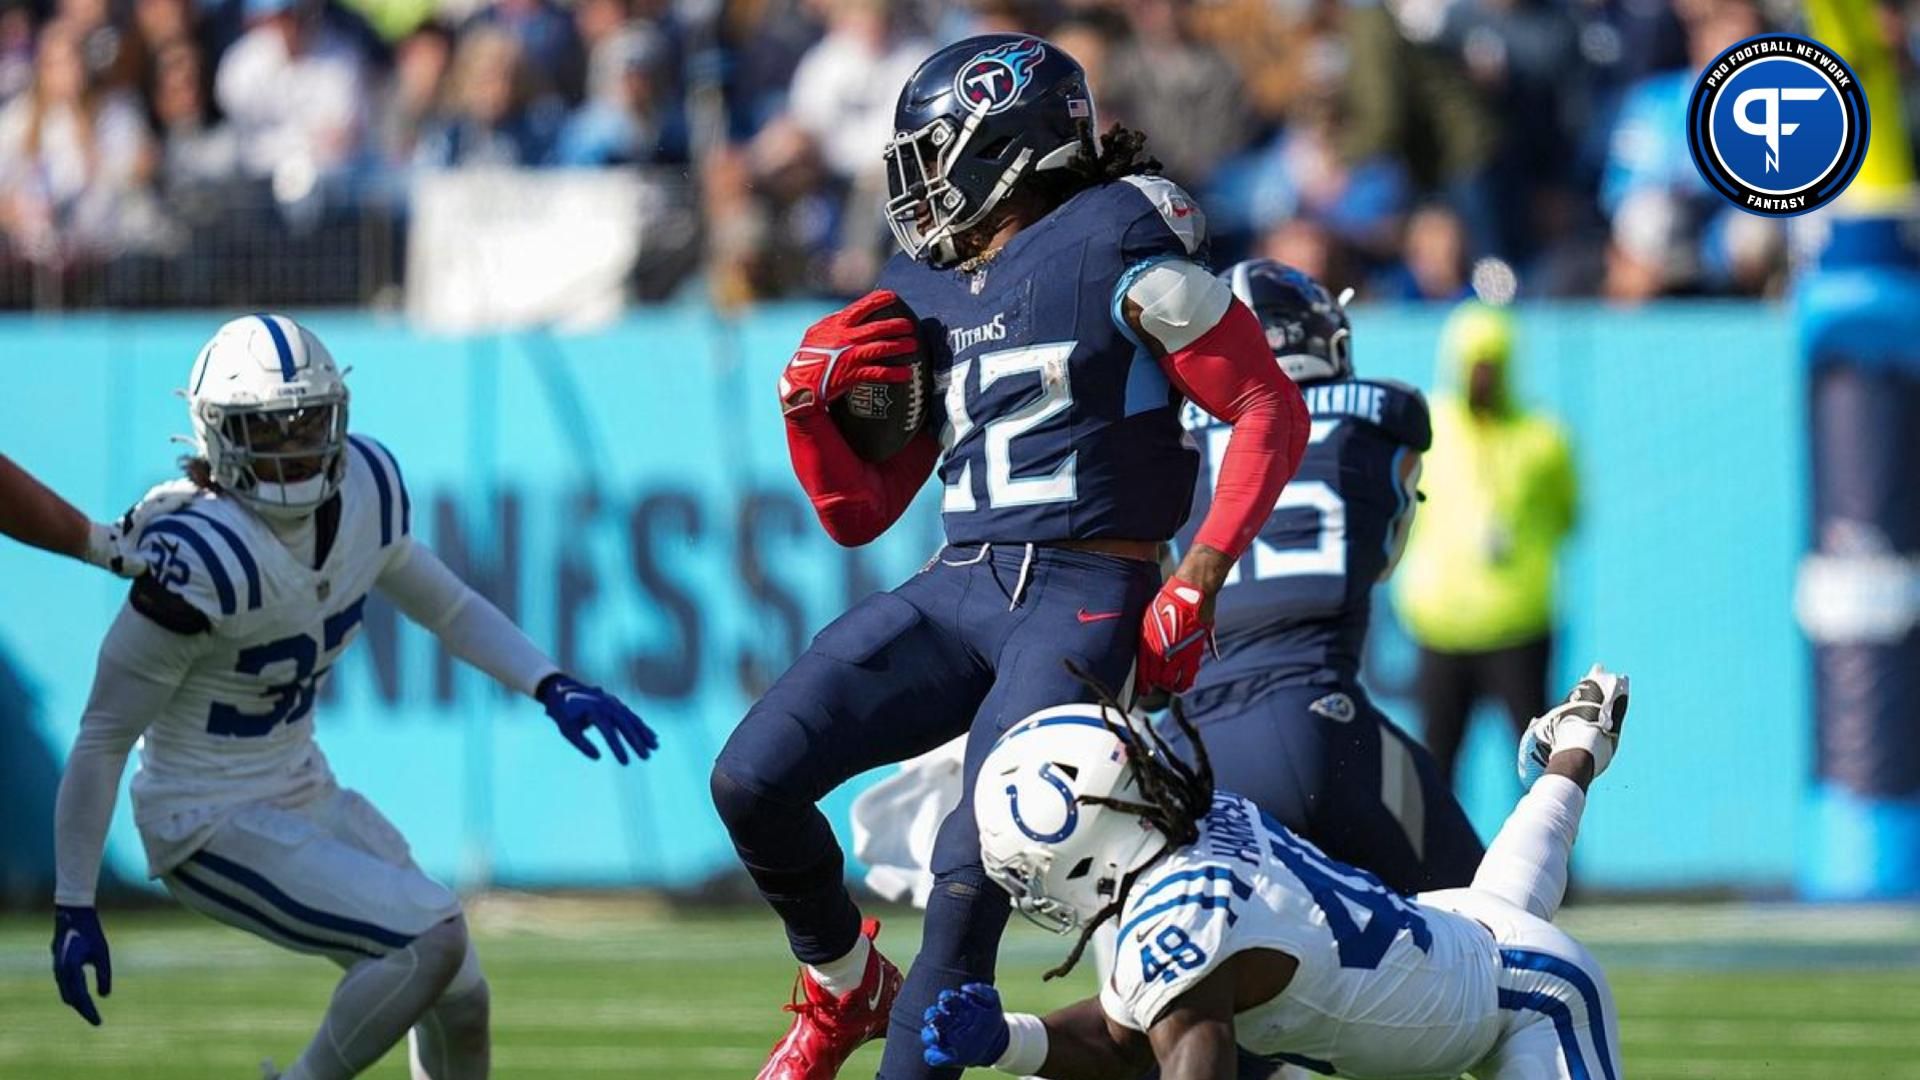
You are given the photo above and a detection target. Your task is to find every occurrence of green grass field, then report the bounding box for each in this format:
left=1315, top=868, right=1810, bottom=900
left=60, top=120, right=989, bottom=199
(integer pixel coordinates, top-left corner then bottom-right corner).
left=2, top=899, right=1917, bottom=1079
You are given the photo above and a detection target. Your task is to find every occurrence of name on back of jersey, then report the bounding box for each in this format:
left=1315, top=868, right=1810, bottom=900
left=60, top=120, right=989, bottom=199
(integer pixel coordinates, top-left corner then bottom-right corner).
left=1299, top=381, right=1390, bottom=425
left=1183, top=379, right=1397, bottom=433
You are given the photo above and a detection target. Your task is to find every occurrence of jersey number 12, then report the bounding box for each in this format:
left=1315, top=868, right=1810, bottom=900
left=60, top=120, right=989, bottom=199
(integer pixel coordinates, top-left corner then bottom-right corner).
left=941, top=343, right=1078, bottom=513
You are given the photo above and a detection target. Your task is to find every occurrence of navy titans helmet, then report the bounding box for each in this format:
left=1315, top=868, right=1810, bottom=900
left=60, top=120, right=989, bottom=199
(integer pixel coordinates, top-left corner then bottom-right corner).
left=884, top=34, right=1096, bottom=267
left=1222, top=259, right=1355, bottom=384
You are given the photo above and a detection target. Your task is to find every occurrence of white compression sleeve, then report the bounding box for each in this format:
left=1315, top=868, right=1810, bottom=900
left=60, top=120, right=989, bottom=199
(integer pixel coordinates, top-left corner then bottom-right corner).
left=54, top=604, right=205, bottom=906
left=1470, top=774, right=1587, bottom=922
left=284, top=918, right=470, bottom=1080
left=376, top=540, right=560, bottom=697
left=408, top=940, right=491, bottom=1080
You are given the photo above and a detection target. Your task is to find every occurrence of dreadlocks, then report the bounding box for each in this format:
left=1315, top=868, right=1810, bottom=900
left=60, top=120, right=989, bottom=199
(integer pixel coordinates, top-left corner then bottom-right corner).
left=1043, top=660, right=1215, bottom=981
left=1025, top=120, right=1163, bottom=210
left=952, top=120, right=1164, bottom=268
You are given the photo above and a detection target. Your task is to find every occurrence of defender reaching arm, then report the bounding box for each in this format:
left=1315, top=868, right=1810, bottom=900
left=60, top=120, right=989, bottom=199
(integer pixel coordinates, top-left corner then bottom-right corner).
left=0, top=454, right=150, bottom=577
left=922, top=951, right=1294, bottom=1080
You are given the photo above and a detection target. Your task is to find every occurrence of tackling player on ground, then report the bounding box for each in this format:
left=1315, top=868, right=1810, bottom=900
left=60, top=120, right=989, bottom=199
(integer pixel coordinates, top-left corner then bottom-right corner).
left=49, top=316, right=656, bottom=1080
left=1170, top=260, right=1483, bottom=895
left=925, top=664, right=1627, bottom=1079
left=711, top=33, right=1309, bottom=1080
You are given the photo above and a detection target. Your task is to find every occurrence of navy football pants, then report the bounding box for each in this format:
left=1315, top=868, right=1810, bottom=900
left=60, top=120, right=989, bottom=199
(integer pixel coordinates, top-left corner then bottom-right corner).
left=1167, top=681, right=1485, bottom=895
left=711, top=543, right=1159, bottom=1080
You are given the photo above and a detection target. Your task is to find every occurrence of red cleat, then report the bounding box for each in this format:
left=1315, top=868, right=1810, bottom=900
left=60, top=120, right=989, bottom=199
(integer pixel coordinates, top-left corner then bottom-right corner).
left=755, top=918, right=903, bottom=1080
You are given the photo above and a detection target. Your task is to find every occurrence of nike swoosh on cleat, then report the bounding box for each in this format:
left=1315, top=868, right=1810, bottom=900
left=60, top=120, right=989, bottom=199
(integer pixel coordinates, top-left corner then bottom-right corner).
left=1076, top=610, right=1123, bottom=624
left=866, top=975, right=885, bottom=1012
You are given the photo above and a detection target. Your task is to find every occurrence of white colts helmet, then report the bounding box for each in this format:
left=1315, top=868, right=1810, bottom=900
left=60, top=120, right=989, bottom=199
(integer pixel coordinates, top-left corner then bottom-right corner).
left=187, top=314, right=350, bottom=519
left=974, top=704, right=1166, bottom=933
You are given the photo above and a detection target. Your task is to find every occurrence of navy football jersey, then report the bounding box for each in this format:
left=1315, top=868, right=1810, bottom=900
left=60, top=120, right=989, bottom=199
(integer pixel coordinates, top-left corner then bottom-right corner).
left=878, top=176, right=1205, bottom=544
left=1177, top=378, right=1431, bottom=687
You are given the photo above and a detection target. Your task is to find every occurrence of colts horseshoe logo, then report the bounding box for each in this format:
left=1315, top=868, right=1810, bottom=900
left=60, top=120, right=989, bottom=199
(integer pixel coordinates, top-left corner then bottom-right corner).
left=1008, top=762, right=1079, bottom=843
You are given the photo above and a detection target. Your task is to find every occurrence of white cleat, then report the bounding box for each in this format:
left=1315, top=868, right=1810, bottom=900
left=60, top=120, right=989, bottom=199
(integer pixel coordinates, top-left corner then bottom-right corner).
left=1518, top=663, right=1629, bottom=787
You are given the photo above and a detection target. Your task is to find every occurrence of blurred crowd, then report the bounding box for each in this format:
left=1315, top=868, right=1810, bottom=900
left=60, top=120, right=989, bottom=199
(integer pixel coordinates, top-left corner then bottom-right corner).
left=0, top=0, right=1897, bottom=306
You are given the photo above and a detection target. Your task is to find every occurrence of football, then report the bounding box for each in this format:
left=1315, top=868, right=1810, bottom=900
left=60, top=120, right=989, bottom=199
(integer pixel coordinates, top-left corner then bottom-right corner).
left=829, top=297, right=933, bottom=463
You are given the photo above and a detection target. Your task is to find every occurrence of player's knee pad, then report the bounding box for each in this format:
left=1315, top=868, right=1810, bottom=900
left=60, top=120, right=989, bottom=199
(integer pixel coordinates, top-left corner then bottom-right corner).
left=709, top=760, right=768, bottom=834
left=441, top=934, right=487, bottom=1000
left=710, top=761, right=807, bottom=852
left=410, top=915, right=471, bottom=986
left=710, top=761, right=812, bottom=838
left=710, top=763, right=843, bottom=889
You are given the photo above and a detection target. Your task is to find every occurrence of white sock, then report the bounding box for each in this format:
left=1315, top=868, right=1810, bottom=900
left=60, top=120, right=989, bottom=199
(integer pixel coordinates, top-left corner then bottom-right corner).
left=805, top=933, right=872, bottom=997
left=1471, top=774, right=1586, bottom=922
left=283, top=920, right=468, bottom=1080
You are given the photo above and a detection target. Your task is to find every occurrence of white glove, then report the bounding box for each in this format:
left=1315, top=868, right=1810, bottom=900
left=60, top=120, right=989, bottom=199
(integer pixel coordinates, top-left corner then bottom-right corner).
left=85, top=480, right=201, bottom=579
left=81, top=518, right=147, bottom=579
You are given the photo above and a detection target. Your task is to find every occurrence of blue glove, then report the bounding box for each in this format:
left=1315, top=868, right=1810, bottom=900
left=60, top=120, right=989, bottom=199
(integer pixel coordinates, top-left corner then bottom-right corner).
left=537, top=674, right=658, bottom=765
left=52, top=905, right=111, bottom=1026
left=921, top=982, right=1010, bottom=1068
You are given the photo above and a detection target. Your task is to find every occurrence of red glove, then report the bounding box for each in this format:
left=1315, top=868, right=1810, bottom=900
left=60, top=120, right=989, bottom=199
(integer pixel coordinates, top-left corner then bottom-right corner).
left=779, top=290, right=920, bottom=418
left=1138, top=576, right=1214, bottom=694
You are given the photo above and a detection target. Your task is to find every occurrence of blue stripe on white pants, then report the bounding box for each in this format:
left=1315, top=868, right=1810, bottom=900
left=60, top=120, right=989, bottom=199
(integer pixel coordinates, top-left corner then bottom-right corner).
left=1501, top=948, right=1619, bottom=1080
left=189, top=849, right=417, bottom=949
left=1498, top=987, right=1591, bottom=1080
left=170, top=851, right=418, bottom=960
left=168, top=865, right=382, bottom=962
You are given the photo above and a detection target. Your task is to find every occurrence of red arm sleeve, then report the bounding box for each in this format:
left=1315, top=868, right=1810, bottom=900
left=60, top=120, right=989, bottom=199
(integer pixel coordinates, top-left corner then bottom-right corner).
left=784, top=413, right=941, bottom=547
left=1157, top=299, right=1310, bottom=559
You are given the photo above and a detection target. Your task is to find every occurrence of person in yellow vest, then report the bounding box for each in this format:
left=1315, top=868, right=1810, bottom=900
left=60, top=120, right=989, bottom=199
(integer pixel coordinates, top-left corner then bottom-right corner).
left=1393, top=302, right=1578, bottom=789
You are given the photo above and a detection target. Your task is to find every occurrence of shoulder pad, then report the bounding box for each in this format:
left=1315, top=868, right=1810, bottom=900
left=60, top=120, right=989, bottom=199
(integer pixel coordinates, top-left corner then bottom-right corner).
left=1107, top=855, right=1251, bottom=1028
left=122, top=478, right=203, bottom=535
left=1367, top=379, right=1432, bottom=451
left=1316, top=378, right=1429, bottom=451
left=346, top=435, right=413, bottom=548
left=135, top=505, right=264, bottom=623
left=1116, top=175, right=1207, bottom=262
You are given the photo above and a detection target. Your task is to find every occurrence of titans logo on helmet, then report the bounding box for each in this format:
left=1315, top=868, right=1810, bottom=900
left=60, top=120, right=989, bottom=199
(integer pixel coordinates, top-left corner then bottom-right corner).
left=953, top=38, right=1047, bottom=116
left=1686, top=33, right=1868, bottom=217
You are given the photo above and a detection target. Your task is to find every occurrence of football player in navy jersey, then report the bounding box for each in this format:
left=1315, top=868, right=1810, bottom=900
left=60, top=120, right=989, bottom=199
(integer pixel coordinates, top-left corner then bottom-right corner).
left=1169, top=260, right=1484, bottom=896
left=709, top=34, right=1310, bottom=1080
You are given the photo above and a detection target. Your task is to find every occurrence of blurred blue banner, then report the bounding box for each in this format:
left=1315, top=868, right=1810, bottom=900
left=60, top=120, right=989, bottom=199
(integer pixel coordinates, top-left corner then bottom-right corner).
left=0, top=302, right=1807, bottom=897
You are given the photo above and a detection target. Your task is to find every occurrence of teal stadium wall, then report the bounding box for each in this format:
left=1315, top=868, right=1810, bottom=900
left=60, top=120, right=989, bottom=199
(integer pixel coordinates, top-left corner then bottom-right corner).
left=0, top=303, right=1807, bottom=896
